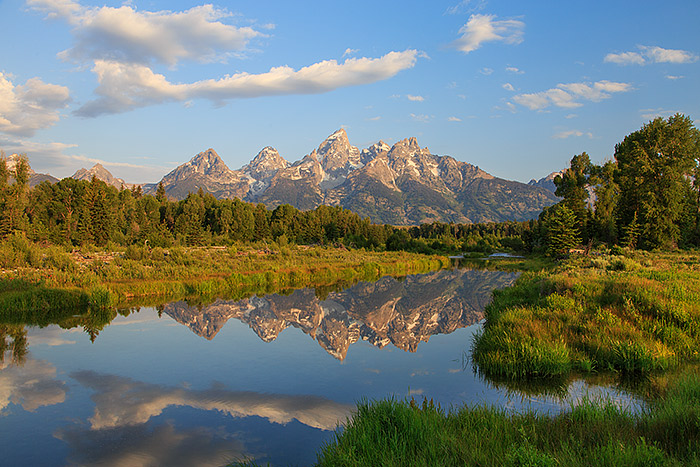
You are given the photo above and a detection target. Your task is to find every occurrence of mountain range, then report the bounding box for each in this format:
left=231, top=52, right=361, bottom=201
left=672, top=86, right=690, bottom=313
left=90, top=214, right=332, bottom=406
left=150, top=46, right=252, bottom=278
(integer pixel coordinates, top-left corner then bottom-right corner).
left=4, top=129, right=560, bottom=225
left=143, top=129, right=559, bottom=224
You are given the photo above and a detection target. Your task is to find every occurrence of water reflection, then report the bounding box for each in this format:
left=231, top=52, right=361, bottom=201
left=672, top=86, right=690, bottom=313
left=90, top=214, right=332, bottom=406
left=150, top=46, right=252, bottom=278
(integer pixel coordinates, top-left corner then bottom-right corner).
left=55, top=422, right=246, bottom=467
left=71, top=370, right=352, bottom=431
left=163, top=269, right=518, bottom=360
left=0, top=357, right=66, bottom=413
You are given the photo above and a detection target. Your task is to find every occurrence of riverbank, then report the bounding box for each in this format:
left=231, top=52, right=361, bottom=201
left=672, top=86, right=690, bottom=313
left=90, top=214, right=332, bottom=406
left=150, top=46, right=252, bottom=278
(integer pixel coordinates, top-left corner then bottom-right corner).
left=315, top=366, right=699, bottom=466
left=310, top=249, right=700, bottom=466
left=0, top=235, right=450, bottom=314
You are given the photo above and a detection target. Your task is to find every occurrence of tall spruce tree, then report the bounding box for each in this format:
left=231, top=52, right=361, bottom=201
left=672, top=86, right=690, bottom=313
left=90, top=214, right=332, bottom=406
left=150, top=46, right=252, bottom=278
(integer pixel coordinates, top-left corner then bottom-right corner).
left=545, top=204, right=581, bottom=256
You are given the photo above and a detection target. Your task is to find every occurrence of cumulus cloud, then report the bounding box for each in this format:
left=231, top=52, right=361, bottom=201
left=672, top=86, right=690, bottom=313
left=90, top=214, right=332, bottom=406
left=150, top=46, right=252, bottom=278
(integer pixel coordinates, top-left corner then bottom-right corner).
left=506, top=66, right=524, bottom=74
left=448, top=116, right=462, bottom=122
left=454, top=14, right=524, bottom=53
left=72, top=370, right=352, bottom=431
left=76, top=51, right=420, bottom=117
left=29, top=0, right=262, bottom=66
left=406, top=94, right=425, bottom=101
left=553, top=130, right=593, bottom=139
left=512, top=80, right=632, bottom=110
left=502, top=82, right=515, bottom=91
left=604, top=45, right=698, bottom=65
left=0, top=358, right=66, bottom=413
left=0, top=72, right=71, bottom=137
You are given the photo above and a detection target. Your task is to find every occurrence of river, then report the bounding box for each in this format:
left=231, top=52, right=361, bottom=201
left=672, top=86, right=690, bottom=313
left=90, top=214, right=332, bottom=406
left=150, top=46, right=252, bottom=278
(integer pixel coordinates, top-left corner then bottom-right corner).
left=0, top=268, right=640, bottom=466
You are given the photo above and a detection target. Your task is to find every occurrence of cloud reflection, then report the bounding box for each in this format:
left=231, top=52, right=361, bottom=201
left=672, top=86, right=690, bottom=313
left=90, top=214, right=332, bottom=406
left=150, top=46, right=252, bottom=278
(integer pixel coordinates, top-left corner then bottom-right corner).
left=0, top=358, right=66, bottom=412
left=72, top=370, right=352, bottom=431
left=55, top=422, right=246, bottom=467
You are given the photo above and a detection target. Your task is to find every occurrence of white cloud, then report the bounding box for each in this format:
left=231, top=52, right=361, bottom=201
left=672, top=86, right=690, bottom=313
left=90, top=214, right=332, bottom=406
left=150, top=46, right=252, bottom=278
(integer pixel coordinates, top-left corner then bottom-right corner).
left=605, top=45, right=698, bottom=65
left=502, top=82, right=514, bottom=91
left=409, top=113, right=431, bottom=122
left=506, top=66, right=524, bottom=74
left=407, top=94, right=425, bottom=102
left=0, top=73, right=71, bottom=137
left=640, top=108, right=677, bottom=120
left=665, top=75, right=684, bottom=80
left=367, top=116, right=382, bottom=121
left=446, top=0, right=487, bottom=15
left=76, top=51, right=420, bottom=117
left=512, top=80, right=632, bottom=111
left=343, top=48, right=359, bottom=57
left=448, top=116, right=462, bottom=122
left=29, top=0, right=263, bottom=66
left=553, top=130, right=593, bottom=139
left=454, top=14, right=524, bottom=54
left=479, top=67, right=494, bottom=75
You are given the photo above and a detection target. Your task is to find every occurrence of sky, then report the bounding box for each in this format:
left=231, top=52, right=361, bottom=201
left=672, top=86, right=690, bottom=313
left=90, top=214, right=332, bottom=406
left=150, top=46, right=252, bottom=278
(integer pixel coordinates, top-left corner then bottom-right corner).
left=1, top=0, right=699, bottom=184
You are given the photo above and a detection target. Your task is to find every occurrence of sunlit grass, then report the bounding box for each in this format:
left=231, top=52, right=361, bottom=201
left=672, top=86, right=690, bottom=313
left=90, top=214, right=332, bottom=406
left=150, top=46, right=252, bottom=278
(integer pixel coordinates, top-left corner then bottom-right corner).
left=316, top=367, right=700, bottom=466
left=472, top=250, right=700, bottom=380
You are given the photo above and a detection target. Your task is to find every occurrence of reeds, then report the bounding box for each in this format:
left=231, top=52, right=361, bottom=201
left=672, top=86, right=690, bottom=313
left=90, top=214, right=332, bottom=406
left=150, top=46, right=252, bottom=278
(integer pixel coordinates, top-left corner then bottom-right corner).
left=317, top=368, right=700, bottom=466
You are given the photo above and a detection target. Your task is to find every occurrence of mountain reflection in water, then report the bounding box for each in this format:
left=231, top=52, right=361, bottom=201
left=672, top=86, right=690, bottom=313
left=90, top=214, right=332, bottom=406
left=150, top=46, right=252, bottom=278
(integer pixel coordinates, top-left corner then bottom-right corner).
left=163, top=268, right=518, bottom=360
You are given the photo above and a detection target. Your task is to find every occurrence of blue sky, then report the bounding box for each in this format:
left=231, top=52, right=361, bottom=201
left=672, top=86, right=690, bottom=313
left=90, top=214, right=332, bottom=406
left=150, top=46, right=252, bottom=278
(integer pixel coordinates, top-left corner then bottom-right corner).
left=1, top=0, right=698, bottom=184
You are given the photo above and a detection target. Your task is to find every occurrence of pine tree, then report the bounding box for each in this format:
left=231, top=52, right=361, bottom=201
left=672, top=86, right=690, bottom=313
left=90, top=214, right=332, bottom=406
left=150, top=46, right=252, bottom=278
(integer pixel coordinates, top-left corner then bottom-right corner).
left=545, top=204, right=581, bottom=256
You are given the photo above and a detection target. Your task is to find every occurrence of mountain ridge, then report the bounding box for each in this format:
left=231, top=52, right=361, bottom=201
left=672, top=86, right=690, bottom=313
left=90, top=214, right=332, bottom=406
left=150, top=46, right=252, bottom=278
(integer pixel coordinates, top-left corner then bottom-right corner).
left=143, top=129, right=558, bottom=224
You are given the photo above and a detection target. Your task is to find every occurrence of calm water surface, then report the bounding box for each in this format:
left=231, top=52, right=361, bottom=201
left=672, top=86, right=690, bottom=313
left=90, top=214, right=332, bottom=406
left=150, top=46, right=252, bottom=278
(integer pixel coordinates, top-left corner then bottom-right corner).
left=0, top=268, right=640, bottom=466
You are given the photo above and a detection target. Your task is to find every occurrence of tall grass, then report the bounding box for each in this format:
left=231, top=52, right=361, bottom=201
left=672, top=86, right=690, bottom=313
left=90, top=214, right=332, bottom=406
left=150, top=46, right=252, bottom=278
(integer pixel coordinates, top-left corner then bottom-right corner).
left=472, top=250, right=700, bottom=380
left=317, top=367, right=700, bottom=466
left=0, top=238, right=450, bottom=314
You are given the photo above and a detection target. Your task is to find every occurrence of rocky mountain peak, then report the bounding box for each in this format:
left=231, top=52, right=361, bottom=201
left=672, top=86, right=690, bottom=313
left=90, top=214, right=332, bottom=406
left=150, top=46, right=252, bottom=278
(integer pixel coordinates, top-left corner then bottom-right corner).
left=246, top=146, right=289, bottom=180
left=162, top=148, right=239, bottom=185
left=72, top=163, right=130, bottom=189
left=316, top=128, right=361, bottom=173
left=390, top=137, right=425, bottom=158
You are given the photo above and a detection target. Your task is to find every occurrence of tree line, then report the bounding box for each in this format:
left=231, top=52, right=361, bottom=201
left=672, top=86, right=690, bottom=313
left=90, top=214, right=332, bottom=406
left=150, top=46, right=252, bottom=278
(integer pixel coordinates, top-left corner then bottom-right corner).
left=541, top=113, right=700, bottom=255
left=1, top=114, right=698, bottom=256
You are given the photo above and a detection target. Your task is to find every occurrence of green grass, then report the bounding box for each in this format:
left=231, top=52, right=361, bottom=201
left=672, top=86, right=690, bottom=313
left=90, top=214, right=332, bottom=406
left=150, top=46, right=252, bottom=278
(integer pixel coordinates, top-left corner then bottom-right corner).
left=316, top=367, right=700, bottom=466
left=0, top=240, right=451, bottom=314
left=472, top=250, right=700, bottom=380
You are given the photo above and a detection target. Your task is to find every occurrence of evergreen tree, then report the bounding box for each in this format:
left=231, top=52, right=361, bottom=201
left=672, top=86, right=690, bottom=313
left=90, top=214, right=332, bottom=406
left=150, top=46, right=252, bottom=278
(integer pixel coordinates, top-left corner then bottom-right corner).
left=545, top=204, right=580, bottom=256
left=554, top=152, right=592, bottom=239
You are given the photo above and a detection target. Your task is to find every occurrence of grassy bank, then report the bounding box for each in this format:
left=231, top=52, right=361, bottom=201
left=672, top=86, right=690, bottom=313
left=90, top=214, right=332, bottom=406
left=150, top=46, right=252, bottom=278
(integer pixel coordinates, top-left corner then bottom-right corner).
left=310, top=249, right=700, bottom=466
left=0, top=235, right=450, bottom=313
left=473, top=250, right=700, bottom=379
left=315, top=367, right=700, bottom=466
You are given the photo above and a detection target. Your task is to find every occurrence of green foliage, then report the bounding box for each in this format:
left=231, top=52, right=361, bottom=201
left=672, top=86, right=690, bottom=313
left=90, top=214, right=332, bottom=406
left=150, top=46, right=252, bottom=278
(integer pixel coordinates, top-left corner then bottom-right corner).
left=544, top=204, right=581, bottom=256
